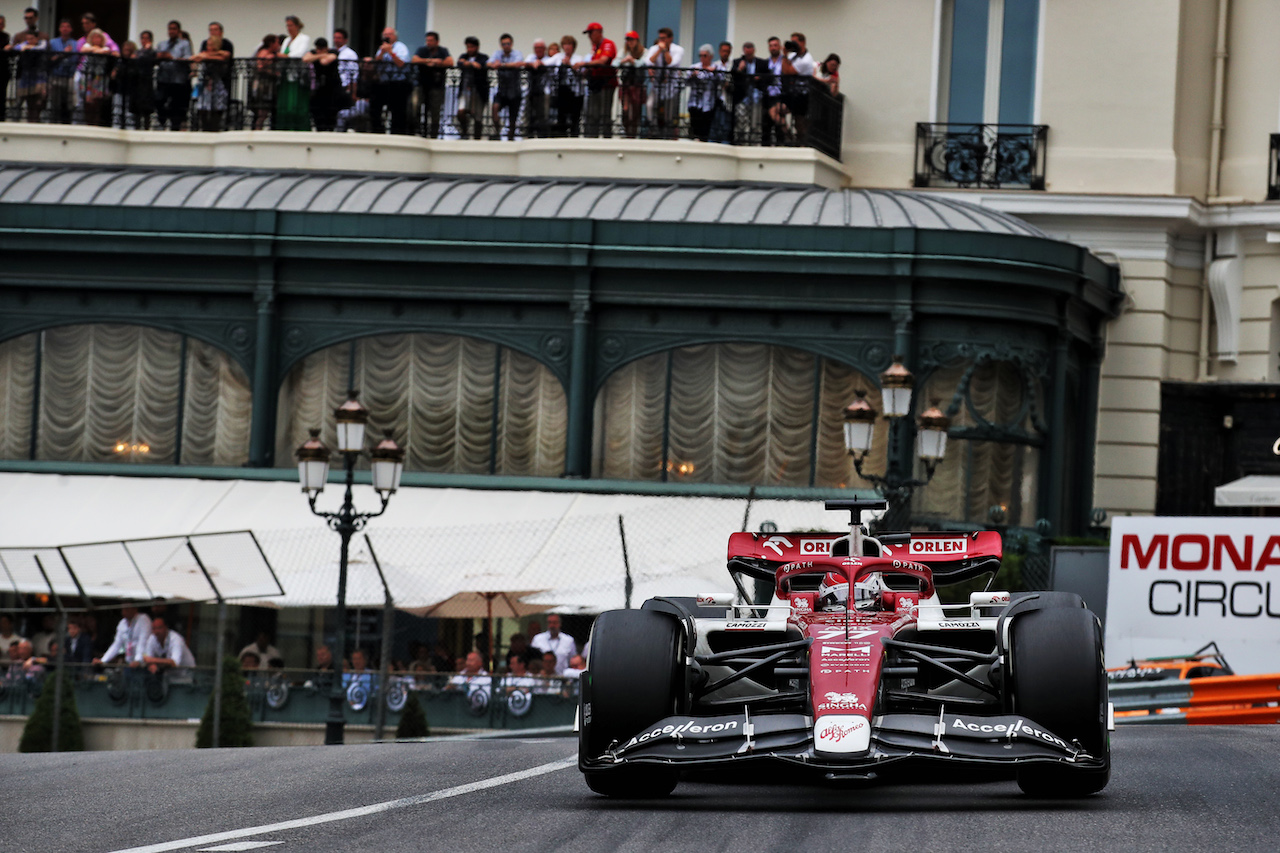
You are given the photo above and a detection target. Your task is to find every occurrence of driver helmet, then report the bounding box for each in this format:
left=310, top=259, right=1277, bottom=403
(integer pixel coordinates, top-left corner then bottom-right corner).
left=818, top=571, right=885, bottom=611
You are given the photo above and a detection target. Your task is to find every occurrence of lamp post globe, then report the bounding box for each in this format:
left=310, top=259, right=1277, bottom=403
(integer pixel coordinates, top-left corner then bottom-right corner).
left=916, top=400, right=951, bottom=466
left=842, top=390, right=878, bottom=457
left=334, top=392, right=370, bottom=454
left=879, top=357, right=915, bottom=419
left=295, top=429, right=331, bottom=494
left=370, top=435, right=406, bottom=495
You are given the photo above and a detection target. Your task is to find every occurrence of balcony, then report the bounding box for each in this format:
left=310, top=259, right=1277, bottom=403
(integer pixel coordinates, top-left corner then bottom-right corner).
left=0, top=54, right=842, bottom=160
left=914, top=122, right=1048, bottom=190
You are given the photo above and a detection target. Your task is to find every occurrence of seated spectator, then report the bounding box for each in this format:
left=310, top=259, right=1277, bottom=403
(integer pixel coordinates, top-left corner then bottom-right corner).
left=562, top=654, right=587, bottom=679
left=447, top=650, right=491, bottom=700
left=314, top=644, right=334, bottom=671
left=526, top=657, right=543, bottom=676
left=142, top=617, right=196, bottom=678
left=24, top=639, right=58, bottom=678
left=343, top=647, right=374, bottom=693
left=239, top=650, right=261, bottom=670
left=501, top=653, right=536, bottom=694
left=240, top=632, right=281, bottom=665
left=534, top=651, right=563, bottom=695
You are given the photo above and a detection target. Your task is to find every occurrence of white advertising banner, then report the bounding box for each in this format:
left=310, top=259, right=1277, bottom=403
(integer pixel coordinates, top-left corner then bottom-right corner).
left=1106, top=517, right=1280, bottom=675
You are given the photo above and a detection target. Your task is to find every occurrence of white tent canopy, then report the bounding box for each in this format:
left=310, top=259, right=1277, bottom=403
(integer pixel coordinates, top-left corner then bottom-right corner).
left=1215, top=475, right=1280, bottom=507
left=0, top=473, right=845, bottom=613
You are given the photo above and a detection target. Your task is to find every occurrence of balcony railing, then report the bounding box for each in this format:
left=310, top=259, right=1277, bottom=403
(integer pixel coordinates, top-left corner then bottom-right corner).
left=914, top=122, right=1048, bottom=189
left=0, top=53, right=843, bottom=160
left=1268, top=134, right=1280, bottom=200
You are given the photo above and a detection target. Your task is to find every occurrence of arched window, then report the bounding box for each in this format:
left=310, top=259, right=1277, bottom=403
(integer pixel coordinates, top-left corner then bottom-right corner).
left=592, top=343, right=888, bottom=487
left=0, top=325, right=251, bottom=465
left=913, top=359, right=1043, bottom=526
left=275, top=334, right=567, bottom=477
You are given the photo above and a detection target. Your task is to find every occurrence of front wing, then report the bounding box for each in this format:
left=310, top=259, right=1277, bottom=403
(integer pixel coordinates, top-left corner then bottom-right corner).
left=581, top=710, right=1104, bottom=774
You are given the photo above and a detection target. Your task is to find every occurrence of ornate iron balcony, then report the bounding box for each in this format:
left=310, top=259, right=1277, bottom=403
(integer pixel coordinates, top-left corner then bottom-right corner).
left=914, top=123, right=1048, bottom=190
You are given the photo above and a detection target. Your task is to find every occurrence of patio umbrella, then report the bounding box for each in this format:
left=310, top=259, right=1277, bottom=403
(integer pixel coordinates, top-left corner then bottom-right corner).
left=411, top=577, right=549, bottom=670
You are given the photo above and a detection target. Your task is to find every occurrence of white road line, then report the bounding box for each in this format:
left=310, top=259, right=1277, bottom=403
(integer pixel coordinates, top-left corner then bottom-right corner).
left=107, top=755, right=577, bottom=853
left=197, top=843, right=285, bottom=852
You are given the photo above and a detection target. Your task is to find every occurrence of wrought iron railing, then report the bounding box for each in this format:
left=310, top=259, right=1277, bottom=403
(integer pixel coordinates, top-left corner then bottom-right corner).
left=0, top=664, right=577, bottom=731
left=914, top=122, right=1048, bottom=189
left=1268, top=134, right=1280, bottom=200
left=0, top=53, right=843, bottom=159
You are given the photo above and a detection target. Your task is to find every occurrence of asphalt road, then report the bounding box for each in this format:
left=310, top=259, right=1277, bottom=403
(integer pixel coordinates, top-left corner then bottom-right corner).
left=3, top=726, right=1279, bottom=853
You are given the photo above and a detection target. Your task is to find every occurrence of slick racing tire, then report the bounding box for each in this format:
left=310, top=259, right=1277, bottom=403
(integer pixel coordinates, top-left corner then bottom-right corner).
left=1009, top=604, right=1110, bottom=798
left=581, top=609, right=681, bottom=798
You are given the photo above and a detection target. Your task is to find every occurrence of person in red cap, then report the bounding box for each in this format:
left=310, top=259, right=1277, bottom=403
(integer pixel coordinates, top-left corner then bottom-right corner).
left=617, top=30, right=647, bottom=137
left=578, top=22, right=617, bottom=137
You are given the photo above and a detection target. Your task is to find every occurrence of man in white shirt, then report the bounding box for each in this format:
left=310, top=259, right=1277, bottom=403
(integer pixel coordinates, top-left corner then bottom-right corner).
left=95, top=604, right=152, bottom=667
left=142, top=617, right=196, bottom=677
left=448, top=650, right=493, bottom=712
left=786, top=32, right=817, bottom=142
left=644, top=27, right=685, bottom=138
left=530, top=613, right=578, bottom=675
left=239, top=632, right=282, bottom=666
left=0, top=614, right=26, bottom=655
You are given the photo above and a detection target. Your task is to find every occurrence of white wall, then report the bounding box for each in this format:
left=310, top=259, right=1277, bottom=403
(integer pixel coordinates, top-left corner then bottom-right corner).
left=132, top=0, right=331, bottom=50
left=427, top=0, right=631, bottom=57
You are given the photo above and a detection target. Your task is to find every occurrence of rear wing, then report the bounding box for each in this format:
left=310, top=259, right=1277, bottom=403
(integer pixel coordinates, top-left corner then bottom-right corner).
left=726, top=530, right=1003, bottom=586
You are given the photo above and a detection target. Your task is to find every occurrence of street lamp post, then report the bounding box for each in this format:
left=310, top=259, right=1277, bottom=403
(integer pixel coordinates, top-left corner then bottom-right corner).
left=842, top=357, right=951, bottom=530
left=296, top=392, right=405, bottom=746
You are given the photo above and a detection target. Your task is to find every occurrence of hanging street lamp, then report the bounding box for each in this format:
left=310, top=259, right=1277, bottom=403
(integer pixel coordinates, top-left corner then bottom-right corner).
left=296, top=391, right=404, bottom=745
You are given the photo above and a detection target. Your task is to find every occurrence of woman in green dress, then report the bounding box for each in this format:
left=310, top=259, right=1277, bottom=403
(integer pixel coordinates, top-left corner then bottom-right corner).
left=275, top=15, right=313, bottom=130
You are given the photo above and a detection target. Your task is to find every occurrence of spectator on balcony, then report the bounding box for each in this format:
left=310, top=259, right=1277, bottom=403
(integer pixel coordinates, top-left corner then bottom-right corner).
left=487, top=33, right=523, bottom=141
left=524, top=39, right=552, bottom=138
left=332, top=28, right=361, bottom=130
left=412, top=30, right=452, bottom=139
left=20, top=7, right=39, bottom=38
left=31, top=614, right=56, bottom=657
left=687, top=44, right=724, bottom=142
left=191, top=30, right=231, bottom=132
left=277, top=15, right=313, bottom=131
left=730, top=42, right=766, bottom=143
left=79, top=28, right=118, bottom=127
left=343, top=647, right=374, bottom=694
left=501, top=653, right=536, bottom=696
left=249, top=34, right=280, bottom=130
left=531, top=613, right=577, bottom=675
left=762, top=37, right=793, bottom=146
left=447, top=650, right=491, bottom=694
left=719, top=41, right=732, bottom=66
left=239, top=650, right=261, bottom=670
left=644, top=27, right=684, bottom=139
left=534, top=651, right=563, bottom=694
left=0, top=615, right=25, bottom=651
left=116, top=38, right=155, bottom=130
left=314, top=644, right=334, bottom=671
left=240, top=632, right=281, bottom=664
left=76, top=13, right=119, bottom=53
left=785, top=33, right=816, bottom=142
left=155, top=20, right=192, bottom=130
left=44, top=19, right=76, bottom=124
left=616, top=31, right=646, bottom=138
left=549, top=34, right=584, bottom=137
left=304, top=38, right=344, bottom=132
left=9, top=639, right=35, bottom=677
left=65, top=619, right=93, bottom=665
left=455, top=36, right=488, bottom=140
left=580, top=22, right=617, bottom=138
left=95, top=603, right=151, bottom=668
left=815, top=53, right=840, bottom=96
left=142, top=617, right=196, bottom=678
left=369, top=26, right=410, bottom=135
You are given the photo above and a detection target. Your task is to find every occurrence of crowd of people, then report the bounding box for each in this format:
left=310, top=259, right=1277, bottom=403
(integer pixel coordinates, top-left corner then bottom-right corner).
left=0, top=9, right=841, bottom=144
left=4, top=603, right=585, bottom=706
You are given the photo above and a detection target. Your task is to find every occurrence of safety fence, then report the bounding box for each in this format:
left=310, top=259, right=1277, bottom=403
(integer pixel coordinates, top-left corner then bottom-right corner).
left=0, top=664, right=577, bottom=733
left=0, top=54, right=843, bottom=159
left=1109, top=673, right=1280, bottom=725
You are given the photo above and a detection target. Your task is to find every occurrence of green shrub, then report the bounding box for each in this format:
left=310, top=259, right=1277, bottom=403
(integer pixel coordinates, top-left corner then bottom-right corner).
left=196, top=656, right=254, bottom=748
left=395, top=691, right=430, bottom=739
left=19, top=673, right=85, bottom=753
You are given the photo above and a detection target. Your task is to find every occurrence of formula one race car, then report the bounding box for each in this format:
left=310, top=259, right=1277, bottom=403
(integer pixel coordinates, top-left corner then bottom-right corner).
left=578, top=499, right=1112, bottom=798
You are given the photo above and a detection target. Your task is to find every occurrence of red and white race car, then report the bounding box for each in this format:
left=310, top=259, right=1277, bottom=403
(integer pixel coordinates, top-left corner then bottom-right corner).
left=578, top=499, right=1112, bottom=798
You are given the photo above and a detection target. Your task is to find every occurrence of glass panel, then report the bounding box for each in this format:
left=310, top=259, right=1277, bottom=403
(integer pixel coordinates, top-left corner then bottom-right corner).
left=998, top=0, right=1039, bottom=125
left=947, top=0, right=990, bottom=124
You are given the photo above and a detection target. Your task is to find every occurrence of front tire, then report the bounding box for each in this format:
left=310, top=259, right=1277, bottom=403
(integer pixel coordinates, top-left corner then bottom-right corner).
left=1009, top=605, right=1110, bottom=797
left=580, top=609, right=682, bottom=798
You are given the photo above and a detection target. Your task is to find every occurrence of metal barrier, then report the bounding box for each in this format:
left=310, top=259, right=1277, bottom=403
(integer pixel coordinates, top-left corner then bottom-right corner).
left=0, top=664, right=577, bottom=732
left=1109, top=673, right=1280, bottom=725
left=0, top=54, right=843, bottom=159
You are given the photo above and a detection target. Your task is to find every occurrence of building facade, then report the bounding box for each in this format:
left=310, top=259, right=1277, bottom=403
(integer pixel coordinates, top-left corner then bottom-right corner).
left=4, top=0, right=1279, bottom=527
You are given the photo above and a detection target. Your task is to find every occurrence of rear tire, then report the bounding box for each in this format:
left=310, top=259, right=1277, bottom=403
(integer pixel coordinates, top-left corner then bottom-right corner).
left=580, top=609, right=682, bottom=798
left=1009, top=605, right=1110, bottom=797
